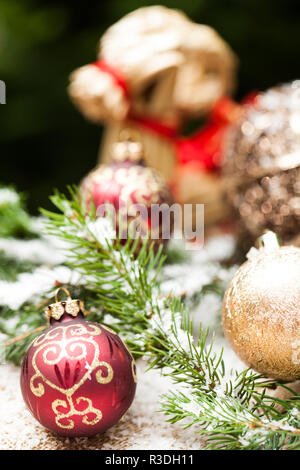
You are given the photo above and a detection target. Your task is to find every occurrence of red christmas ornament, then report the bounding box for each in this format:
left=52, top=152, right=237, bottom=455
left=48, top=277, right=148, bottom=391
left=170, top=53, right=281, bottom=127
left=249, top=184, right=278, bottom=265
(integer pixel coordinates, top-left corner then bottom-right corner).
left=80, top=132, right=173, bottom=249
left=20, top=288, right=137, bottom=437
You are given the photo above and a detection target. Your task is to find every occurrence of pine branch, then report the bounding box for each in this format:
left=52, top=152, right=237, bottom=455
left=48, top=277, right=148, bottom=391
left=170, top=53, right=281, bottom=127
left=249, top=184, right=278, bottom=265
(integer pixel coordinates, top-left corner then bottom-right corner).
left=161, top=390, right=300, bottom=450
left=1, top=186, right=299, bottom=449
left=41, top=188, right=300, bottom=449
left=0, top=186, right=36, bottom=239
left=159, top=336, right=300, bottom=450
left=0, top=252, right=36, bottom=281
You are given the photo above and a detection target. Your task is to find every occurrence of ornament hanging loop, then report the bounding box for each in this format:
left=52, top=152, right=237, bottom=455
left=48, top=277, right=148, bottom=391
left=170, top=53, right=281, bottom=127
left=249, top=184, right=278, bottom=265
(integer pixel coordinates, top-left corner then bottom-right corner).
left=54, top=287, right=72, bottom=303
left=257, top=230, right=280, bottom=251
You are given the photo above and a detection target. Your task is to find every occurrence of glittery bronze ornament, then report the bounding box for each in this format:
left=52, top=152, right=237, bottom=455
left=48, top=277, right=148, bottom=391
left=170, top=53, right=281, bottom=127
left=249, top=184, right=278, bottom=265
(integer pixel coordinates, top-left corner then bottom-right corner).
left=222, top=81, right=300, bottom=244
left=222, top=232, right=300, bottom=381
left=80, top=132, right=173, bottom=250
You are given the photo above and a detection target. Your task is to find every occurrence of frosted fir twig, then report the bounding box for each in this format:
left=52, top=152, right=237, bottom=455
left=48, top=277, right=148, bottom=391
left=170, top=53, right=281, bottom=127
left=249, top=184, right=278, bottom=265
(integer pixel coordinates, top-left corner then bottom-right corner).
left=161, top=388, right=300, bottom=450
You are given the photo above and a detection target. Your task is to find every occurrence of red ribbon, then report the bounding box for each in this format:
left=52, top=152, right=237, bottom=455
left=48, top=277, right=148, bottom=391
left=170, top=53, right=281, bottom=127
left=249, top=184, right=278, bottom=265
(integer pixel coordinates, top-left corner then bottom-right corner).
left=92, top=59, right=257, bottom=171
left=129, top=114, right=178, bottom=140
left=93, top=60, right=130, bottom=100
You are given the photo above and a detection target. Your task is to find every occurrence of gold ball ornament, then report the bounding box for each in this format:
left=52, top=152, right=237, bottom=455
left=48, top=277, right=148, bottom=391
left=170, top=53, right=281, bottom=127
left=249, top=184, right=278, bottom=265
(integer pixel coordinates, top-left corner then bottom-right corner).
left=222, top=232, right=300, bottom=381
left=222, top=81, right=300, bottom=244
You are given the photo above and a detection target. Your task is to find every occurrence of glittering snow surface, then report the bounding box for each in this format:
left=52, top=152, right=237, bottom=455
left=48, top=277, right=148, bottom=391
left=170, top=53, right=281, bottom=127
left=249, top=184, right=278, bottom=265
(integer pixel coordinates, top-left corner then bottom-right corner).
left=0, top=229, right=244, bottom=450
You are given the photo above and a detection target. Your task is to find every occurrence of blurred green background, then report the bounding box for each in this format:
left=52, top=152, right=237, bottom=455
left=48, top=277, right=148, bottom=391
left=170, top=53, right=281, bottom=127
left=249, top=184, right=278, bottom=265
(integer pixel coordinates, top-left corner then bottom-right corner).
left=1, top=0, right=300, bottom=212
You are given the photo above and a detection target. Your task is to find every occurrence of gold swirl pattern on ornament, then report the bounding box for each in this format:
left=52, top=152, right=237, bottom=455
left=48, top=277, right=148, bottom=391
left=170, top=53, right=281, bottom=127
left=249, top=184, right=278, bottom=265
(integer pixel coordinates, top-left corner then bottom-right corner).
left=119, top=167, right=160, bottom=207
left=33, top=326, right=65, bottom=347
left=101, top=324, right=117, bottom=335
left=32, top=323, right=101, bottom=348
left=131, top=360, right=137, bottom=383
left=95, top=361, right=114, bottom=384
left=42, top=343, right=66, bottom=365
left=90, top=165, right=171, bottom=208
left=69, top=323, right=100, bottom=337
left=52, top=395, right=102, bottom=430
left=119, top=336, right=137, bottom=384
left=29, top=323, right=114, bottom=429
left=30, top=374, right=45, bottom=397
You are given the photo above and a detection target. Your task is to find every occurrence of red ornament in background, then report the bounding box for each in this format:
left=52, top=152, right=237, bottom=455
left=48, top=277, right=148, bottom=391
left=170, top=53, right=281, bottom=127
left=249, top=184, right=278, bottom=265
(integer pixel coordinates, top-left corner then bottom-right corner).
left=80, top=132, right=173, bottom=248
left=20, top=288, right=137, bottom=437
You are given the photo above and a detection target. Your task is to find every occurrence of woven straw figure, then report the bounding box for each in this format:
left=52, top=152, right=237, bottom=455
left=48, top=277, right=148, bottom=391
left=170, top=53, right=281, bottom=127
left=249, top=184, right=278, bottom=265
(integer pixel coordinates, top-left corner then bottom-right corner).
left=68, top=6, right=237, bottom=180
